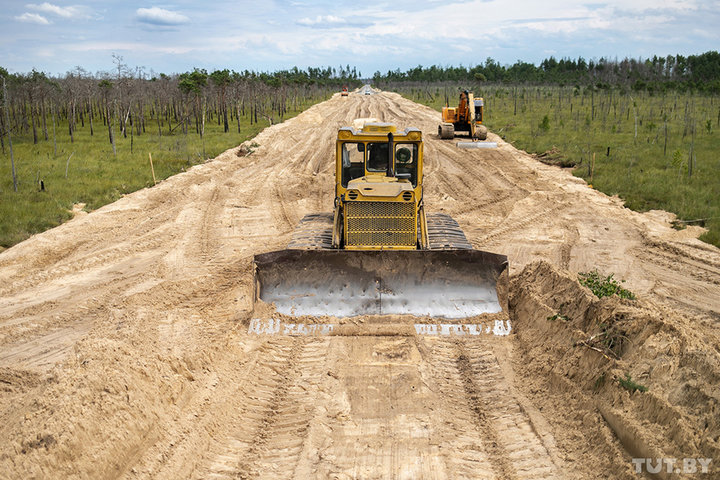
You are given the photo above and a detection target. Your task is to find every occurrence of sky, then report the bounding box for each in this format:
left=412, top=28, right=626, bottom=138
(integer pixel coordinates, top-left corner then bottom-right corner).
left=1, top=0, right=719, bottom=78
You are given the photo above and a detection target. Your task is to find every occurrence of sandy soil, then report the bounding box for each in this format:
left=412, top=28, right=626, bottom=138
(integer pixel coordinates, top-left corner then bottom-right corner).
left=1, top=90, right=718, bottom=479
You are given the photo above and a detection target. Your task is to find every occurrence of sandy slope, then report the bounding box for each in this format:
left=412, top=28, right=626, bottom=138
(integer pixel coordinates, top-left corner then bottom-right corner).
left=0, top=90, right=718, bottom=479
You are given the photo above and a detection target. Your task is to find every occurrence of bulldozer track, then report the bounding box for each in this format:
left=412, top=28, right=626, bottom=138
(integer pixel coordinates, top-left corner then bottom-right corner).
left=287, top=212, right=335, bottom=249
left=426, top=213, right=473, bottom=249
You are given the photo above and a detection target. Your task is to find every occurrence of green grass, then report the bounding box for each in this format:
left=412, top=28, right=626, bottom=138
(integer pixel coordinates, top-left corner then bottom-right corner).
left=617, top=373, right=648, bottom=393
left=579, top=270, right=636, bottom=300
left=0, top=96, right=326, bottom=249
left=397, top=84, right=720, bottom=248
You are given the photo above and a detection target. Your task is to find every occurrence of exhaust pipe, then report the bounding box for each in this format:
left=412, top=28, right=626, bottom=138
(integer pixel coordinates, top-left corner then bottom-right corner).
left=387, top=132, right=395, bottom=178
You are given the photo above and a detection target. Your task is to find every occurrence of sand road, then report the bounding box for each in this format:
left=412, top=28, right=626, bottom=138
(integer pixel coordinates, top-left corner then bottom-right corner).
left=1, top=90, right=718, bottom=479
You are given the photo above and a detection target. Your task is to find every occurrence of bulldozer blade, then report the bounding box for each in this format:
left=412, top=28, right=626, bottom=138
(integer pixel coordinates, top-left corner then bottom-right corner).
left=253, top=249, right=508, bottom=319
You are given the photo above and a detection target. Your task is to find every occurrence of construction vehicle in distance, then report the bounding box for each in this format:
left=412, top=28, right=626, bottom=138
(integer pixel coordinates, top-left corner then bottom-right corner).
left=439, top=90, right=488, bottom=140
left=341, top=86, right=349, bottom=96
left=254, top=121, right=508, bottom=319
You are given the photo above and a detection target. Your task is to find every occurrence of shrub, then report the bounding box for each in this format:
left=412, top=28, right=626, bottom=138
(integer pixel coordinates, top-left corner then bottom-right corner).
left=618, top=373, right=648, bottom=393
left=578, top=270, right=636, bottom=299
left=539, top=115, right=550, bottom=132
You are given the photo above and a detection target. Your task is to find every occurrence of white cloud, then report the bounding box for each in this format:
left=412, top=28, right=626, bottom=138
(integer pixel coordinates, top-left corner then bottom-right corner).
left=598, top=0, right=698, bottom=12
left=15, top=12, right=50, bottom=24
left=297, top=15, right=345, bottom=27
left=2, top=0, right=719, bottom=76
left=136, top=7, right=189, bottom=26
left=67, top=41, right=193, bottom=55
left=27, top=3, right=92, bottom=20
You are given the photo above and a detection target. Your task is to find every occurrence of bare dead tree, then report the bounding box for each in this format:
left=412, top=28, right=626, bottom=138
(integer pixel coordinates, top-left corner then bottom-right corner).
left=2, top=76, right=17, bottom=191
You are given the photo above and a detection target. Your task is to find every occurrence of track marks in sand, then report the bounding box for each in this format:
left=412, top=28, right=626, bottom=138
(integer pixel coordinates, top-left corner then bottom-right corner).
left=426, top=338, right=561, bottom=480
left=559, top=222, right=579, bottom=270
left=312, top=336, right=450, bottom=479
left=0, top=322, right=92, bottom=370
left=472, top=202, right=563, bottom=249
left=194, top=337, right=330, bottom=479
left=190, top=334, right=565, bottom=480
left=637, top=234, right=720, bottom=286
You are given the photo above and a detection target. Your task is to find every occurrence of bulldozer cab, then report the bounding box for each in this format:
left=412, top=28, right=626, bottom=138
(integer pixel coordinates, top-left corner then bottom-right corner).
left=335, top=123, right=424, bottom=251
left=395, top=145, right=416, bottom=183
left=341, top=142, right=418, bottom=183
left=337, top=123, right=422, bottom=191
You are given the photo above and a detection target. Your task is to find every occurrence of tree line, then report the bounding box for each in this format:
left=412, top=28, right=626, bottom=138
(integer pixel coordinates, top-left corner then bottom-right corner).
left=0, top=61, right=362, bottom=155
left=372, top=51, right=720, bottom=93
left=2, top=51, right=717, bottom=155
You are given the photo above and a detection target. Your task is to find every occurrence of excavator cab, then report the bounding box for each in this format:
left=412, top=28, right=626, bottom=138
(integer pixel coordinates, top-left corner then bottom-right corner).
left=439, top=90, right=488, bottom=140
left=457, top=90, right=470, bottom=122
left=473, top=98, right=484, bottom=123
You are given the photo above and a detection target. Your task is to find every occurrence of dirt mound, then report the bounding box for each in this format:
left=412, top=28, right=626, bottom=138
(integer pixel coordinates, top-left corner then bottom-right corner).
left=511, top=260, right=719, bottom=478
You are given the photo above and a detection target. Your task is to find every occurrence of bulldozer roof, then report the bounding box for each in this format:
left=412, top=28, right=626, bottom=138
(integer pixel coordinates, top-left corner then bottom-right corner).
left=359, top=122, right=396, bottom=133
left=338, top=124, right=422, bottom=140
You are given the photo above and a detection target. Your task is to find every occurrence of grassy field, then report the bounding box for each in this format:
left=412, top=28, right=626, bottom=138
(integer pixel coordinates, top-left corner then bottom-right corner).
left=0, top=95, right=327, bottom=249
left=400, top=84, right=720, bottom=247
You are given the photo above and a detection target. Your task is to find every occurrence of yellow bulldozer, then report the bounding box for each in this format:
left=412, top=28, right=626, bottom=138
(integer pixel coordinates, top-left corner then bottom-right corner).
left=253, top=122, right=507, bottom=319
left=439, top=90, right=488, bottom=140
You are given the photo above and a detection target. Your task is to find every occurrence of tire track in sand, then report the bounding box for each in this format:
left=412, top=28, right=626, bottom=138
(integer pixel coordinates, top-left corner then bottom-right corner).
left=427, top=338, right=561, bottom=479
left=193, top=337, right=330, bottom=479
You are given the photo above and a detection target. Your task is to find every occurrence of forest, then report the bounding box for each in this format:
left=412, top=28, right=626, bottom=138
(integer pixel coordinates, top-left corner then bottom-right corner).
left=373, top=51, right=720, bottom=93
left=0, top=61, right=362, bottom=154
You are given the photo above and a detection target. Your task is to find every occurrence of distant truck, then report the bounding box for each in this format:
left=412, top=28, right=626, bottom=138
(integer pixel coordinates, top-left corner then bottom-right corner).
left=341, top=86, right=349, bottom=96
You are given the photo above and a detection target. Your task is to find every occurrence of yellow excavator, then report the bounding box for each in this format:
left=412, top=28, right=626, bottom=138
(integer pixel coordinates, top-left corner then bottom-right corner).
left=253, top=122, right=507, bottom=319
left=439, top=90, right=488, bottom=140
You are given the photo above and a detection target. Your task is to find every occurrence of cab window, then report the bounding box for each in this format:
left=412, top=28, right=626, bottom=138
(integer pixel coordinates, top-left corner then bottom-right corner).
left=395, top=143, right=418, bottom=186
left=341, top=142, right=365, bottom=187
left=367, top=143, right=389, bottom=172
